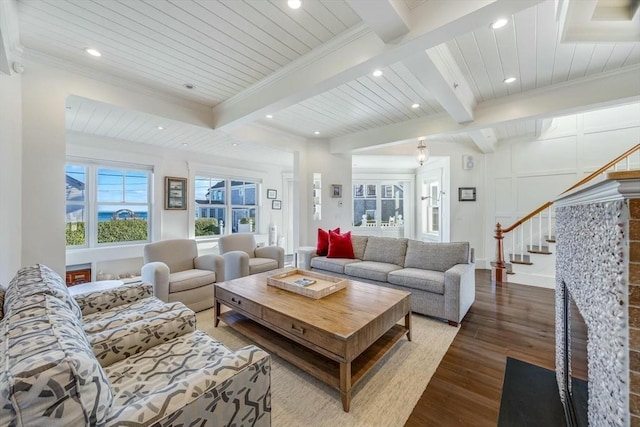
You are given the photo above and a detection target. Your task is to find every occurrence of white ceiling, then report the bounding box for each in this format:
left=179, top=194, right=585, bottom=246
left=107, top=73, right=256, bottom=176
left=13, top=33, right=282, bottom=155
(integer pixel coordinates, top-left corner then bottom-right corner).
left=4, top=0, right=640, bottom=167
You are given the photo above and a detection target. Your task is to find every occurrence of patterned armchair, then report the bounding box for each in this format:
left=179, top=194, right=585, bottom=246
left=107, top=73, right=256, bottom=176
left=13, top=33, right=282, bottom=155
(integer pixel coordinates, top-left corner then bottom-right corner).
left=142, top=239, right=224, bottom=312
left=0, top=264, right=272, bottom=427
left=218, top=234, right=285, bottom=280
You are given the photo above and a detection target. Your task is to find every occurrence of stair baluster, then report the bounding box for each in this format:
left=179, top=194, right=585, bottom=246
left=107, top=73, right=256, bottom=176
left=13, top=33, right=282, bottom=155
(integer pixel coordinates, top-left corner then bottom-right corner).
left=492, top=143, right=640, bottom=284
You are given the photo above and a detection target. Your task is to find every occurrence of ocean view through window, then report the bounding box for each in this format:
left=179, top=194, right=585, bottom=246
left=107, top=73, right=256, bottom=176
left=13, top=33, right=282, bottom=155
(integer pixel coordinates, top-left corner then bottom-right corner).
left=66, top=161, right=152, bottom=247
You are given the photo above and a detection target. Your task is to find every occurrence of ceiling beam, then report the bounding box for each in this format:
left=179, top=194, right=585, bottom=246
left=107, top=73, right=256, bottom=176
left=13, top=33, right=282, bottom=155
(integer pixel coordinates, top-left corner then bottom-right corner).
left=404, top=44, right=476, bottom=123
left=468, top=128, right=497, bottom=153
left=0, top=0, right=21, bottom=75
left=345, top=0, right=411, bottom=43
left=329, top=65, right=640, bottom=153
left=212, top=0, right=545, bottom=131
left=535, top=118, right=554, bottom=137
left=223, top=123, right=308, bottom=153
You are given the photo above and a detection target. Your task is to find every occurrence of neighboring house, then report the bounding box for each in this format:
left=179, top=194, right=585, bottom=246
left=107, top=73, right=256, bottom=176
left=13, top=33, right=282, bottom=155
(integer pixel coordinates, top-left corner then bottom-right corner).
left=65, top=174, right=85, bottom=223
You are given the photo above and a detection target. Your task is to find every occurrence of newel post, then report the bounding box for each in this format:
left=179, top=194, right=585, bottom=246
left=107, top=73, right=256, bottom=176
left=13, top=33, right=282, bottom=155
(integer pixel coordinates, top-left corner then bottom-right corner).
left=492, top=222, right=508, bottom=284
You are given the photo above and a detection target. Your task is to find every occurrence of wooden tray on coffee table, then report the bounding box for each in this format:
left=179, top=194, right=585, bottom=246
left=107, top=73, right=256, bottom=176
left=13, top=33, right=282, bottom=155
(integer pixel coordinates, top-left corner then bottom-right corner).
left=267, top=269, right=347, bottom=299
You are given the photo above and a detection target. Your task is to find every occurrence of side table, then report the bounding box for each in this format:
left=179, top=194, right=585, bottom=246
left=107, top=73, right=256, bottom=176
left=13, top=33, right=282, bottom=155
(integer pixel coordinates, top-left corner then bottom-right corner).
left=297, top=246, right=317, bottom=270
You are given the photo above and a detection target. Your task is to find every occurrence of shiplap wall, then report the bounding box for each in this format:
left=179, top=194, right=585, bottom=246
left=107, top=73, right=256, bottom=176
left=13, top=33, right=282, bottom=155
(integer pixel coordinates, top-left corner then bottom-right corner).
left=484, top=102, right=640, bottom=285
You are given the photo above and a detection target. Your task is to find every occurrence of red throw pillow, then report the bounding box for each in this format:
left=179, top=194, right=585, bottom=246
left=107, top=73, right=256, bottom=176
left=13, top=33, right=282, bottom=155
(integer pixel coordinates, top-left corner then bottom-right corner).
left=316, top=227, right=340, bottom=256
left=327, top=230, right=355, bottom=259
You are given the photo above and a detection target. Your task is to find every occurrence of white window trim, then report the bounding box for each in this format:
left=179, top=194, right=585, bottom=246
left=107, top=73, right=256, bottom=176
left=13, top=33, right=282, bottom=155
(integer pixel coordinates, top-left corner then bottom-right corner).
left=66, top=157, right=153, bottom=249
left=192, top=172, right=263, bottom=240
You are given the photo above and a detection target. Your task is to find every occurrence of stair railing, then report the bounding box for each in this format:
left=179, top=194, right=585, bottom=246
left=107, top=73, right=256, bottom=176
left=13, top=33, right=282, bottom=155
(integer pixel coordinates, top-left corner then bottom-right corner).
left=493, top=143, right=640, bottom=282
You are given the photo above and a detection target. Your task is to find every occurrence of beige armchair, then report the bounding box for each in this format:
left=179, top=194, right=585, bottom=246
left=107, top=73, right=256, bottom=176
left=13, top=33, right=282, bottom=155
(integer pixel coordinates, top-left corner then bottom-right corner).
left=218, top=234, right=284, bottom=280
left=141, top=239, right=224, bottom=312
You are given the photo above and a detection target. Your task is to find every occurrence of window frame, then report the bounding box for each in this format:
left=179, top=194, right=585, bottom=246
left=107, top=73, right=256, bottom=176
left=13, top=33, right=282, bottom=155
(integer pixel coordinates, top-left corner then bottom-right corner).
left=194, top=174, right=261, bottom=239
left=353, top=181, right=405, bottom=227
left=66, top=159, right=153, bottom=249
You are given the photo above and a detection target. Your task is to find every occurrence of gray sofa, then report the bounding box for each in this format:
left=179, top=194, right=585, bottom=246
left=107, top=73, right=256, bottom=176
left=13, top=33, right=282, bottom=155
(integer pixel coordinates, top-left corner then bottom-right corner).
left=310, top=236, right=475, bottom=326
left=0, top=264, right=271, bottom=426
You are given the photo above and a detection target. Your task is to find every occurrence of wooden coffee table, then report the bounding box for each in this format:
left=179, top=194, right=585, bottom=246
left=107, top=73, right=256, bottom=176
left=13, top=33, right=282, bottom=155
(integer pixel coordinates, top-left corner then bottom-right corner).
left=214, top=270, right=411, bottom=412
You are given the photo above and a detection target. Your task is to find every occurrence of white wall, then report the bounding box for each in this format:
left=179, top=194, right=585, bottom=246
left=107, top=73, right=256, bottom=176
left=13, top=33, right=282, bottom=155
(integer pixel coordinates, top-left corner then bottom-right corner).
left=21, top=60, right=67, bottom=276
left=302, top=141, right=352, bottom=246
left=0, top=71, right=22, bottom=284
left=484, top=103, right=640, bottom=283
left=15, top=59, right=289, bottom=279
left=66, top=132, right=290, bottom=278
left=421, top=142, right=487, bottom=264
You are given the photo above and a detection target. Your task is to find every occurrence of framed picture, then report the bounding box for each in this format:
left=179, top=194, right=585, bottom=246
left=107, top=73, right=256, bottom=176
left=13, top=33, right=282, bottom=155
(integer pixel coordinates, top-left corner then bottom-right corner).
left=165, top=176, right=187, bottom=210
left=366, top=184, right=376, bottom=197
left=267, top=189, right=277, bottom=199
left=272, top=199, right=282, bottom=210
left=458, top=187, right=476, bottom=202
left=331, top=184, right=342, bottom=198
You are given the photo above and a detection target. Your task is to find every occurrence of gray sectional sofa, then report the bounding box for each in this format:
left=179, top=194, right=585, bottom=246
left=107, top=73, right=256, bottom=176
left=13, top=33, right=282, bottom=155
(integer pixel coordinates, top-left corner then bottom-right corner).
left=0, top=264, right=271, bottom=426
left=310, top=236, right=475, bottom=326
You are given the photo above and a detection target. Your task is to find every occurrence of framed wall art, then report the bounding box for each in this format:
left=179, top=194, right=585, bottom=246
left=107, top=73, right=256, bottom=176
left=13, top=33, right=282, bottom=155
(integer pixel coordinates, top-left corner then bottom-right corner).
left=331, top=184, right=342, bottom=198
left=165, top=176, right=187, bottom=210
left=458, top=187, right=476, bottom=202
left=267, top=189, right=277, bottom=199
left=272, top=200, right=282, bottom=210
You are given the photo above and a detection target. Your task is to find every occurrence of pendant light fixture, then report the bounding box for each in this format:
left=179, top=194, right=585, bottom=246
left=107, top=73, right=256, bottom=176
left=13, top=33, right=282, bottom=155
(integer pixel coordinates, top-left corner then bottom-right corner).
left=417, top=139, right=429, bottom=166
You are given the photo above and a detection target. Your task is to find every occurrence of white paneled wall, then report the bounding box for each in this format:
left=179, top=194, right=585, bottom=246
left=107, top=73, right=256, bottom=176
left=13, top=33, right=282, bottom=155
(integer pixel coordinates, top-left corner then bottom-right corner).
left=0, top=72, right=22, bottom=285
left=485, top=103, right=640, bottom=287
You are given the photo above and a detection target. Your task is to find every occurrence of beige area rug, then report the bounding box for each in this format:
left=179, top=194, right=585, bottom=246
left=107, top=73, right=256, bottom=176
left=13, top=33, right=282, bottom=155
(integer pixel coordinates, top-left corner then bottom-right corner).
left=197, top=309, right=458, bottom=427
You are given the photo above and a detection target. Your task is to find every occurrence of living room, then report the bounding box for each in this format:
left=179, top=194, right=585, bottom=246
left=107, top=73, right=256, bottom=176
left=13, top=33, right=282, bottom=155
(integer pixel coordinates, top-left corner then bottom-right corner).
left=1, top=0, right=640, bottom=425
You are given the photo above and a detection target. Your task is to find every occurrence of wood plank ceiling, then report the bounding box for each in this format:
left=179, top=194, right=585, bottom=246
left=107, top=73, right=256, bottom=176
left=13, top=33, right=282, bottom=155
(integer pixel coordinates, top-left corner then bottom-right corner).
left=13, top=0, right=640, bottom=165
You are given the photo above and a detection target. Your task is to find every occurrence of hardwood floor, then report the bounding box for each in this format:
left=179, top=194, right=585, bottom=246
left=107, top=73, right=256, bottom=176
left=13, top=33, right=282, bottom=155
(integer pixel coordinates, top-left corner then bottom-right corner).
left=405, top=269, right=557, bottom=426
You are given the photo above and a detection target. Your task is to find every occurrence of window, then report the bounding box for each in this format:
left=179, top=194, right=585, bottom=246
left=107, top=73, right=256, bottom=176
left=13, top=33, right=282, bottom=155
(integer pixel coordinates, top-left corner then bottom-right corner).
left=353, top=182, right=404, bottom=227
left=422, top=180, right=441, bottom=236
left=66, top=161, right=152, bottom=247
left=194, top=176, right=259, bottom=237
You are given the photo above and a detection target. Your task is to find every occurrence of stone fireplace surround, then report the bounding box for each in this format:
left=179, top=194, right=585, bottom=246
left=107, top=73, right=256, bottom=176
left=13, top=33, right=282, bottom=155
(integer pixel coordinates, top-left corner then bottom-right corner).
left=555, top=174, right=640, bottom=427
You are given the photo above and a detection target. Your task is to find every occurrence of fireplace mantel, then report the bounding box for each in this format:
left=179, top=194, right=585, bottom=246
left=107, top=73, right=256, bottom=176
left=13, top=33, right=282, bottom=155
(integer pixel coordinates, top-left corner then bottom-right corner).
left=555, top=171, right=640, bottom=426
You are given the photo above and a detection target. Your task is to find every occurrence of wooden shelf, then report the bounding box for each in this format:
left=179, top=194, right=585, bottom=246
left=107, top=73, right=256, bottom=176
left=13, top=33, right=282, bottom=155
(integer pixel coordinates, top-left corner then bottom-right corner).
left=218, top=310, right=409, bottom=392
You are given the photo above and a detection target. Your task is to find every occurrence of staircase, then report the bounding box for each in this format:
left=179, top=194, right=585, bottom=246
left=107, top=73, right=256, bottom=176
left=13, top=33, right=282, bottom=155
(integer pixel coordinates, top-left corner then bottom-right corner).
left=492, top=143, right=640, bottom=286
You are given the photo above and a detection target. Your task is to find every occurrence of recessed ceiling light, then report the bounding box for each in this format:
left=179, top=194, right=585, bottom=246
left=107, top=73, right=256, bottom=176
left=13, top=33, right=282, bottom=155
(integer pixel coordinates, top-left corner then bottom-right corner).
left=503, top=77, right=516, bottom=83
left=288, top=0, right=301, bottom=9
left=85, top=48, right=101, bottom=57
left=232, top=142, right=239, bottom=146
left=314, top=131, right=320, bottom=135
left=491, top=18, right=508, bottom=30
left=266, top=114, right=273, bottom=119
left=372, top=69, right=383, bottom=77
left=183, top=83, right=195, bottom=90
left=411, top=103, right=420, bottom=109
left=182, top=143, right=188, bottom=147
left=157, top=126, right=164, bottom=130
